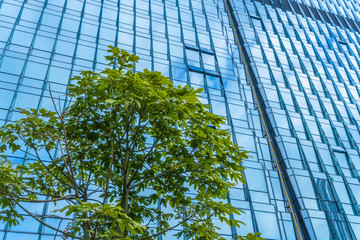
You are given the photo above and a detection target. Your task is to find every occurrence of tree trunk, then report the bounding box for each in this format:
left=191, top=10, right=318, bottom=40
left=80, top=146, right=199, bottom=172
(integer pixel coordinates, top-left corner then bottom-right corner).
left=121, top=171, right=129, bottom=214
left=83, top=221, right=92, bottom=240
left=114, top=170, right=129, bottom=239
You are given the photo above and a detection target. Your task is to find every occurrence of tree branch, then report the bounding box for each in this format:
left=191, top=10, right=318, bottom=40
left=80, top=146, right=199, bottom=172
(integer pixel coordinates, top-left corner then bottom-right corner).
left=128, top=169, right=174, bottom=190
left=49, top=84, right=80, bottom=199
left=10, top=196, right=81, bottom=239
left=57, top=138, right=80, bottom=198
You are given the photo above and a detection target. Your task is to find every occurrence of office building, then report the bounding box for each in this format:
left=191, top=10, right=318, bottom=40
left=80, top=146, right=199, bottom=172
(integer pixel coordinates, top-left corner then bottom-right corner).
left=1, top=0, right=360, bottom=239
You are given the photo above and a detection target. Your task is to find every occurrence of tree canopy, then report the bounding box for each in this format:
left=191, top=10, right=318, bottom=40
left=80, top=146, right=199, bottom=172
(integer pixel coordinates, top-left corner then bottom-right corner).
left=0, top=46, right=262, bottom=240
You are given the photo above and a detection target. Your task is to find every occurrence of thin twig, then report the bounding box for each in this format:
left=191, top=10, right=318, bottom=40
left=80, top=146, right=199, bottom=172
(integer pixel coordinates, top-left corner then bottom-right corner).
left=69, top=106, right=88, bottom=141
left=57, top=138, right=80, bottom=199
left=54, top=217, right=63, bottom=240
left=58, top=95, right=62, bottom=116
left=49, top=83, right=60, bottom=116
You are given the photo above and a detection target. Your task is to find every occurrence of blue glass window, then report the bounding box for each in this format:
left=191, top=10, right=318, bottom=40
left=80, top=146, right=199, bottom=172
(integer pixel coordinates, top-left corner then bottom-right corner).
left=5, top=233, right=39, bottom=240
left=76, top=44, right=96, bottom=60
left=312, top=218, right=330, bottom=239
left=0, top=3, right=21, bottom=18
left=0, top=56, right=25, bottom=75
left=206, top=75, right=220, bottom=89
left=255, top=212, right=281, bottom=239
left=0, top=89, right=14, bottom=109
left=81, top=22, right=98, bottom=36
left=48, top=66, right=71, bottom=84
left=14, top=92, right=40, bottom=109
left=234, top=210, right=254, bottom=236
left=186, top=49, right=200, bottom=67
left=11, top=30, right=33, bottom=47
left=118, top=31, right=134, bottom=46
left=21, top=8, right=41, bottom=23
left=236, top=133, right=256, bottom=152
left=119, top=12, right=133, bottom=25
left=211, top=100, right=227, bottom=117
left=55, top=40, right=76, bottom=56
left=297, top=176, right=315, bottom=198
left=61, top=17, right=80, bottom=32
left=25, top=61, right=48, bottom=80
left=42, top=12, right=61, bottom=27
left=152, top=20, right=165, bottom=34
left=136, top=36, right=150, bottom=50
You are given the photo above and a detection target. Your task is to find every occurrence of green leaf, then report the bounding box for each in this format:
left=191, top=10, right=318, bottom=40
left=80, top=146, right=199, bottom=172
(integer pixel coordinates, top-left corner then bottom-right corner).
left=105, top=99, right=117, bottom=104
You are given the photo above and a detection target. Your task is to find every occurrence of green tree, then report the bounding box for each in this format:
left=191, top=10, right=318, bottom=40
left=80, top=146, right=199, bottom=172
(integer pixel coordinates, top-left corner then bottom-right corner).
left=0, top=46, right=262, bottom=240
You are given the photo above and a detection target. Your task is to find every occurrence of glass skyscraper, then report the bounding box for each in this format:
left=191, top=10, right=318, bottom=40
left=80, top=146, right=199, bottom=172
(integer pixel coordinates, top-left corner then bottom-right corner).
left=1, top=0, right=360, bottom=239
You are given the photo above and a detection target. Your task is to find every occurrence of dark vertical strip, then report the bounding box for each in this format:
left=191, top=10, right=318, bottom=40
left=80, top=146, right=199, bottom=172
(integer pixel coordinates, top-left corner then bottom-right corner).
left=338, top=15, right=350, bottom=30
left=355, top=20, right=360, bottom=30
left=318, top=9, right=331, bottom=24
left=281, top=0, right=292, bottom=12
left=309, top=6, right=321, bottom=21
left=347, top=18, right=359, bottom=32
left=273, top=0, right=282, bottom=8
left=328, top=12, right=341, bottom=27
left=264, top=0, right=272, bottom=6
left=299, top=3, right=312, bottom=18
left=92, top=0, right=104, bottom=71
left=291, top=1, right=302, bottom=15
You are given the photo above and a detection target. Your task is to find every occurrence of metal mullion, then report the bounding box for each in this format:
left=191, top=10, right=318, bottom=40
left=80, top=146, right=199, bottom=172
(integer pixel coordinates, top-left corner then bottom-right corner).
left=303, top=27, right=360, bottom=136
left=91, top=0, right=104, bottom=72
left=349, top=1, right=360, bottom=21
left=25, top=0, right=73, bottom=235
left=148, top=0, right=155, bottom=72
left=249, top=0, right=304, bottom=232
left=176, top=0, right=193, bottom=88
left=162, top=0, right=172, bottom=80
left=196, top=0, right=211, bottom=101
left=187, top=0, right=207, bottom=99
left=113, top=0, right=121, bottom=52
left=323, top=62, right=360, bottom=151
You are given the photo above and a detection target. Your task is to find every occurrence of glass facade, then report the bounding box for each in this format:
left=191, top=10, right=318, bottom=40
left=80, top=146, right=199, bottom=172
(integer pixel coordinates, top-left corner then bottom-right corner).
left=1, top=0, right=360, bottom=239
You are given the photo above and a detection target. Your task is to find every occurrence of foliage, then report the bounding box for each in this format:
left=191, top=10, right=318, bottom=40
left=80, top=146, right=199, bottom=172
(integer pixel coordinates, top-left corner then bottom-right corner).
left=0, top=46, right=263, bottom=240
